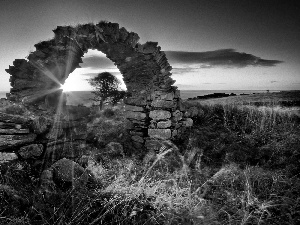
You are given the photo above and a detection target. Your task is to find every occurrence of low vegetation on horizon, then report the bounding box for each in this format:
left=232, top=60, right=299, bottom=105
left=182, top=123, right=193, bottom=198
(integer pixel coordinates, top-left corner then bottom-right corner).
left=1, top=91, right=300, bottom=224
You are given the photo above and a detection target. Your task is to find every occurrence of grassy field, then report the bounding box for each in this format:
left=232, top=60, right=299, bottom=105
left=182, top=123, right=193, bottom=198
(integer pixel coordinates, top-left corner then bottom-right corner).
left=1, top=91, right=300, bottom=224
left=64, top=91, right=95, bottom=107
left=192, top=90, right=300, bottom=108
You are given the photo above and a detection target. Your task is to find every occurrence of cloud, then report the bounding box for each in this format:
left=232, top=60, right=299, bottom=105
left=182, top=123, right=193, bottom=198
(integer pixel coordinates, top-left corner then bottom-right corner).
left=78, top=49, right=283, bottom=78
left=172, top=67, right=200, bottom=75
left=165, top=49, right=283, bottom=68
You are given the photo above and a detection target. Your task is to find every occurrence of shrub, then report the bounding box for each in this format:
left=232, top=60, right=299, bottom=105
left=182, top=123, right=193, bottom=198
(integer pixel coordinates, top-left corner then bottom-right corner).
left=103, top=108, right=115, bottom=118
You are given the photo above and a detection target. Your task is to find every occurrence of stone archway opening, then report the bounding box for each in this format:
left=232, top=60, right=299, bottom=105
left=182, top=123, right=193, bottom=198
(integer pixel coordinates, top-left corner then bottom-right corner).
left=61, top=49, right=125, bottom=107
left=5, top=21, right=192, bottom=154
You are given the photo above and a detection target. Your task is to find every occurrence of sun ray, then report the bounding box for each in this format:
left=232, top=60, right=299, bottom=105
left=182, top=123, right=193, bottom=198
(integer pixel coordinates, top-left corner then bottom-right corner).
left=21, top=87, right=63, bottom=105
left=29, top=60, right=62, bottom=87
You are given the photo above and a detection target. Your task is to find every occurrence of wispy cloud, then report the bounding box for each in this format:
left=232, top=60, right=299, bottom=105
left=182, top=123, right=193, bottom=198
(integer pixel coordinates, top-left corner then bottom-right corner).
left=78, top=49, right=283, bottom=78
left=172, top=67, right=200, bottom=75
left=165, top=49, right=283, bottom=68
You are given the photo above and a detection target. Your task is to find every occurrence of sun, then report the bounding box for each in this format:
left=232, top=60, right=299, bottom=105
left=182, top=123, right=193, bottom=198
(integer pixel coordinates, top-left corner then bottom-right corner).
left=60, top=84, right=71, bottom=92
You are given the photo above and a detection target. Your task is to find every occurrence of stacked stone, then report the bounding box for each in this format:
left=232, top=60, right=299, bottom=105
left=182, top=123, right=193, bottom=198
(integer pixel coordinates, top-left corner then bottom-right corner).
left=0, top=113, right=37, bottom=153
left=5, top=35, right=85, bottom=105
left=0, top=98, right=90, bottom=172
left=124, top=104, right=148, bottom=149
left=5, top=58, right=49, bottom=103
left=0, top=99, right=42, bottom=161
left=121, top=42, right=193, bottom=150
left=125, top=89, right=193, bottom=151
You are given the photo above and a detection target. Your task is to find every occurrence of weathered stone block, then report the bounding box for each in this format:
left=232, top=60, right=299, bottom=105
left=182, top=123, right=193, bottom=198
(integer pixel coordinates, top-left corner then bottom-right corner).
left=126, top=111, right=147, bottom=120
left=124, top=97, right=147, bottom=106
left=0, top=112, right=29, bottom=124
left=149, top=110, right=171, bottom=120
left=148, top=129, right=172, bottom=139
left=129, top=130, right=144, bottom=136
left=18, top=144, right=43, bottom=159
left=163, top=77, right=176, bottom=87
left=141, top=42, right=158, bottom=54
left=125, top=105, right=144, bottom=112
left=160, top=92, right=175, bottom=101
left=0, top=134, right=37, bottom=151
left=118, top=27, right=128, bottom=41
left=157, top=120, right=172, bottom=128
left=0, top=152, right=18, bottom=162
left=0, top=128, right=29, bottom=134
left=51, top=158, right=88, bottom=189
left=126, top=32, right=140, bottom=47
left=151, top=99, right=176, bottom=109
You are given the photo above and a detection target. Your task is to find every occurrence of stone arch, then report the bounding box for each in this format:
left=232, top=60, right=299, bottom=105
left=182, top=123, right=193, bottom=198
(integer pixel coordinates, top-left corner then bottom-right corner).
left=5, top=21, right=192, bottom=152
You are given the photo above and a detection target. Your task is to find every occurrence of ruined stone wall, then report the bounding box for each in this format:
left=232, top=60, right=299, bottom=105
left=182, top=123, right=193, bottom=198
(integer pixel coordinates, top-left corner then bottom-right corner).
left=4, top=21, right=192, bottom=155
left=0, top=98, right=90, bottom=173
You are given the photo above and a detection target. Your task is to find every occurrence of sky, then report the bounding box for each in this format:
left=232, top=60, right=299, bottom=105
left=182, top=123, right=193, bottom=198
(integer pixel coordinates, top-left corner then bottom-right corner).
left=0, top=0, right=299, bottom=92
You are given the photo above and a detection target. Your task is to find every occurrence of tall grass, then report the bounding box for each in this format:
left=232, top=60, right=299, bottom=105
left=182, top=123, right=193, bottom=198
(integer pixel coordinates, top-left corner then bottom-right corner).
left=1, top=100, right=299, bottom=224
left=188, top=102, right=300, bottom=174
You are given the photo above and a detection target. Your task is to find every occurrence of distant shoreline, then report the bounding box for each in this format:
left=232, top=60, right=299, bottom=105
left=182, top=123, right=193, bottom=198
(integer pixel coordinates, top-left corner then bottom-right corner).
left=0, top=90, right=295, bottom=101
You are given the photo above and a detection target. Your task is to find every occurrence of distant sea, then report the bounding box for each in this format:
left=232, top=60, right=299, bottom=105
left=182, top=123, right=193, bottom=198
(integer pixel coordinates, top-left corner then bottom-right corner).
left=0, top=90, right=280, bottom=101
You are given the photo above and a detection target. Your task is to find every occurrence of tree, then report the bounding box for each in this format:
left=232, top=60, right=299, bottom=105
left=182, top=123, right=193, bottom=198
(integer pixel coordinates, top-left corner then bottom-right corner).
left=88, top=72, right=126, bottom=110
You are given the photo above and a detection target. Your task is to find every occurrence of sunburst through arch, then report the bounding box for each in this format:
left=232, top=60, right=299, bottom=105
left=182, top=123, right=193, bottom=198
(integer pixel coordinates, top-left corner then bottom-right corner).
left=60, top=49, right=126, bottom=107
left=6, top=21, right=192, bottom=154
